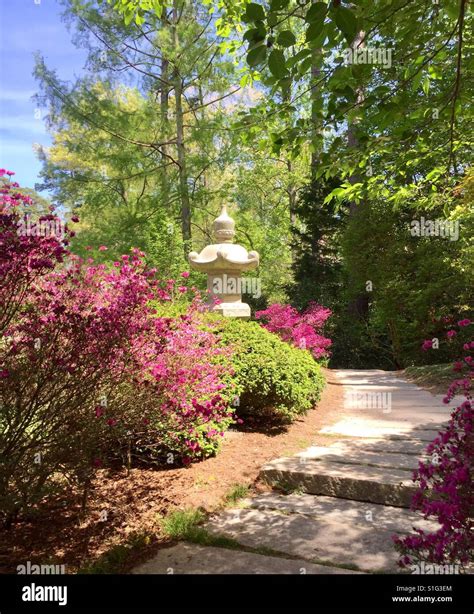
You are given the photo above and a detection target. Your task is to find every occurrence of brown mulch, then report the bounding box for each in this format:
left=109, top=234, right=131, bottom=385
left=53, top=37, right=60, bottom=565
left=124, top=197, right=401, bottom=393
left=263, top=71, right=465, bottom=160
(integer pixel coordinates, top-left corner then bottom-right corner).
left=0, top=368, right=345, bottom=574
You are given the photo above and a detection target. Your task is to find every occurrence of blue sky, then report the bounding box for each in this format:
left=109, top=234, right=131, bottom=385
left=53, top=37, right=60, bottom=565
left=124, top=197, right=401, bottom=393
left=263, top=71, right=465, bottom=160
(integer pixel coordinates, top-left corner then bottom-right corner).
left=0, top=0, right=87, bottom=190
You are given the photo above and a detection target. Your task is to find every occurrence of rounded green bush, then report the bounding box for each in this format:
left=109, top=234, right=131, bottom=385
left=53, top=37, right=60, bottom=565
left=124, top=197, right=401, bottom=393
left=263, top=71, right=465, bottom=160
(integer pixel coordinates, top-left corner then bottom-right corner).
left=211, top=317, right=325, bottom=424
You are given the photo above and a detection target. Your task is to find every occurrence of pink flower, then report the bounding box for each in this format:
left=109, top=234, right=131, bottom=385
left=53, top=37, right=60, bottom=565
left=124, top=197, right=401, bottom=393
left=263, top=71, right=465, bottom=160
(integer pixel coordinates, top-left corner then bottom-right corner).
left=458, top=319, right=471, bottom=327
left=178, top=286, right=187, bottom=293
left=447, top=330, right=457, bottom=338
left=107, top=418, right=117, bottom=426
left=255, top=303, right=332, bottom=359
left=422, top=339, right=433, bottom=351
left=71, top=215, right=79, bottom=223
left=98, top=245, right=108, bottom=252
left=181, top=271, right=190, bottom=278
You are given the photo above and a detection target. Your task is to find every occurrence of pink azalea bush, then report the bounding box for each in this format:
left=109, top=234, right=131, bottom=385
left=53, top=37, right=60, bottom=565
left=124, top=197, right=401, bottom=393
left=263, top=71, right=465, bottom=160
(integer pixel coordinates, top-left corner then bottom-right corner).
left=394, top=319, right=473, bottom=569
left=255, top=302, right=332, bottom=359
left=0, top=170, right=235, bottom=525
left=0, top=171, right=70, bottom=333
left=107, top=298, right=235, bottom=466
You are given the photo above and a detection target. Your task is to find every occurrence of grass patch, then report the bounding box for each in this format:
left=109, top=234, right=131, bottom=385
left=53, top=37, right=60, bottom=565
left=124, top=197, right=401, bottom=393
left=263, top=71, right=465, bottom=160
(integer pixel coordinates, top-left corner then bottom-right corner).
left=79, top=531, right=153, bottom=574
left=157, top=506, right=306, bottom=562
left=185, top=526, right=306, bottom=561
left=268, top=479, right=306, bottom=496
left=224, top=483, right=250, bottom=505
left=187, top=528, right=243, bottom=550
left=158, top=508, right=205, bottom=540
left=310, top=557, right=362, bottom=572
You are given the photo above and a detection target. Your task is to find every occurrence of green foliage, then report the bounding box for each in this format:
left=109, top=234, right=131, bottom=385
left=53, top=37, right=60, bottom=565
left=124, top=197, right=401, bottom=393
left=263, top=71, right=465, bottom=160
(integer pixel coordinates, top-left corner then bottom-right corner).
left=244, top=2, right=265, bottom=23
left=106, top=0, right=167, bottom=25
left=318, top=184, right=471, bottom=371
left=288, top=172, right=472, bottom=370
left=333, top=5, right=358, bottom=43
left=287, top=178, right=347, bottom=311
left=226, top=0, right=472, bottom=209
left=212, top=317, right=325, bottom=424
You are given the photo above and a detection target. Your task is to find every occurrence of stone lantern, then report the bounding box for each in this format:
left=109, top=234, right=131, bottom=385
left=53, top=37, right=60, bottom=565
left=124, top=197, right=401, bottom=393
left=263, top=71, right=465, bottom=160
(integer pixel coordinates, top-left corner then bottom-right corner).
left=188, top=204, right=259, bottom=319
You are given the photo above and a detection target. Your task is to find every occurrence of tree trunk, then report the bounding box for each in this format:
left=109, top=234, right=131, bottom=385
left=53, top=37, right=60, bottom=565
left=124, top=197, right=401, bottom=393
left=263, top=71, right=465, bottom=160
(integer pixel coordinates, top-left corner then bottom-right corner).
left=347, top=30, right=366, bottom=215
left=310, top=1, right=324, bottom=178
left=310, top=55, right=322, bottom=178
left=347, top=30, right=369, bottom=320
left=287, top=159, right=297, bottom=226
left=172, top=0, right=192, bottom=252
left=160, top=11, right=170, bottom=210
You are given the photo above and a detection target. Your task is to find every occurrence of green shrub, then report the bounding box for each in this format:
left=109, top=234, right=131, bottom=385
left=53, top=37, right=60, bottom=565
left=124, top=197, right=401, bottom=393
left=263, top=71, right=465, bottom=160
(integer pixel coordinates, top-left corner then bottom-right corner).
left=209, top=317, right=325, bottom=424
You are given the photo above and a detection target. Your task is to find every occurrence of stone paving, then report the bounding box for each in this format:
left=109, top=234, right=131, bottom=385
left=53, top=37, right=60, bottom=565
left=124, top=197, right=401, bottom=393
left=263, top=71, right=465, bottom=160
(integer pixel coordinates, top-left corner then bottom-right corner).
left=133, top=369, right=458, bottom=575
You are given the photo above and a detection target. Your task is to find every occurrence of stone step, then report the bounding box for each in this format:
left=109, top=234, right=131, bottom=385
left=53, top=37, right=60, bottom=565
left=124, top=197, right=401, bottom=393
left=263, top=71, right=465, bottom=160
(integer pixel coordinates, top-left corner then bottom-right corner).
left=319, top=419, right=443, bottom=441
left=260, top=457, right=417, bottom=507
left=385, top=430, right=442, bottom=441
left=205, top=508, right=409, bottom=573
left=294, top=445, right=421, bottom=471
left=132, top=541, right=362, bottom=574
left=319, top=437, right=428, bottom=456
left=244, top=493, right=440, bottom=533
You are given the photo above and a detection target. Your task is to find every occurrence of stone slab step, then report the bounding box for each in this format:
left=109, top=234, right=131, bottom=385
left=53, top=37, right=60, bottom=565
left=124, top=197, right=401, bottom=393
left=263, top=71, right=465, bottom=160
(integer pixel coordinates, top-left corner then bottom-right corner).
left=385, top=430, right=442, bottom=441
left=205, top=508, right=407, bottom=572
left=294, top=445, right=420, bottom=471
left=132, top=541, right=361, bottom=574
left=319, top=419, right=442, bottom=441
left=245, top=493, right=439, bottom=533
left=317, top=437, right=428, bottom=456
left=260, top=457, right=416, bottom=507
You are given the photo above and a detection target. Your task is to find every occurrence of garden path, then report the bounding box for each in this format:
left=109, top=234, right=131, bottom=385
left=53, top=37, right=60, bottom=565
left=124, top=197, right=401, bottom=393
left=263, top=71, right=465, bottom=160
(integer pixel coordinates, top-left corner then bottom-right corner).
left=133, top=370, right=458, bottom=574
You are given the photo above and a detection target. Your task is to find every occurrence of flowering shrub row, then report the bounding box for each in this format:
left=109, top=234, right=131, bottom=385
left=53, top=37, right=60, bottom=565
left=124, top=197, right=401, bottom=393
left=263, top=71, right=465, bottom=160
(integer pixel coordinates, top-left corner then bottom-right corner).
left=394, top=319, right=473, bottom=569
left=0, top=171, right=234, bottom=526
